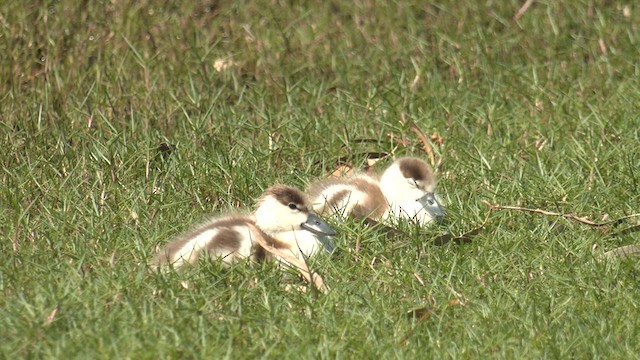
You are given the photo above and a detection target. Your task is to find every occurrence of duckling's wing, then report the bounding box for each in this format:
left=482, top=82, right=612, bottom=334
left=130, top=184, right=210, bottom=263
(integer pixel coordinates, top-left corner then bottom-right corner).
left=151, top=215, right=254, bottom=269
left=347, top=176, right=387, bottom=219
left=309, top=175, right=387, bottom=220
left=309, top=178, right=345, bottom=215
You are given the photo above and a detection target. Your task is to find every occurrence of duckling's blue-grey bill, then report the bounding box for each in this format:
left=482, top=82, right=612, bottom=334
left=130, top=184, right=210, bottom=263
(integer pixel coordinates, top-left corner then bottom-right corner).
left=301, top=213, right=337, bottom=253
left=301, top=213, right=338, bottom=237
left=417, top=192, right=446, bottom=220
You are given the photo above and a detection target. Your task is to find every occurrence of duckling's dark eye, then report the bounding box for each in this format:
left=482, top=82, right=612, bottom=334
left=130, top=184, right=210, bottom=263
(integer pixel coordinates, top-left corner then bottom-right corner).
left=288, top=203, right=298, bottom=210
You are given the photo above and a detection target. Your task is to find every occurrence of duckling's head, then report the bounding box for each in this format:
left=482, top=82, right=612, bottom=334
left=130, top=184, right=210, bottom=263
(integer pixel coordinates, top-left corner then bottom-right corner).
left=379, top=157, right=445, bottom=220
left=255, top=185, right=337, bottom=248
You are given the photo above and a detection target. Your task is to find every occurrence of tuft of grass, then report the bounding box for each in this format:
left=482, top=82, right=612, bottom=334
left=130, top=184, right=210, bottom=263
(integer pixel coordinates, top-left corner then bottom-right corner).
left=2, top=0, right=640, bottom=358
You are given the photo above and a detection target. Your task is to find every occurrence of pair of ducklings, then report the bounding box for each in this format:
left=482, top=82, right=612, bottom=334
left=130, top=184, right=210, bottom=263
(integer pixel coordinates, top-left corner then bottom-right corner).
left=152, top=157, right=445, bottom=269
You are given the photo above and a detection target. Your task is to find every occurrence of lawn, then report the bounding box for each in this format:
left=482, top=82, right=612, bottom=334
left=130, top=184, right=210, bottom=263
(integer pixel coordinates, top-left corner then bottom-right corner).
left=2, top=0, right=640, bottom=358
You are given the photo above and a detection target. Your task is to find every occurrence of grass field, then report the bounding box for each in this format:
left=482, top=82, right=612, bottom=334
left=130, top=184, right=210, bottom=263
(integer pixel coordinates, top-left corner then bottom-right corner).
left=2, top=0, right=640, bottom=358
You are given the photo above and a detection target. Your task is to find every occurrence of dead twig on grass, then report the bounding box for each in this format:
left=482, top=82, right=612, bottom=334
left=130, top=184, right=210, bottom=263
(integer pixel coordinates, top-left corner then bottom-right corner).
left=484, top=201, right=640, bottom=259
left=483, top=201, right=640, bottom=228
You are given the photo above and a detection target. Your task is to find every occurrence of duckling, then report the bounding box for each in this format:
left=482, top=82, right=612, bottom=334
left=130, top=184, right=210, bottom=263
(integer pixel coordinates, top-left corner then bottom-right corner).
left=310, top=157, right=445, bottom=226
left=151, top=185, right=337, bottom=270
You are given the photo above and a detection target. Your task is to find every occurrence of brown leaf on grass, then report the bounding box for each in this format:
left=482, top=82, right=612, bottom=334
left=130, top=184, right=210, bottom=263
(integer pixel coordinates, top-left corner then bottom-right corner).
left=401, top=301, right=437, bottom=344
left=331, top=164, right=355, bottom=178
left=430, top=132, right=445, bottom=144
left=401, top=296, right=450, bottom=344
left=324, top=152, right=391, bottom=178
left=44, top=305, right=59, bottom=326
left=213, top=58, right=237, bottom=72
left=406, top=306, right=434, bottom=321
left=361, top=152, right=391, bottom=173
left=247, top=224, right=329, bottom=294
left=448, top=298, right=465, bottom=307
left=366, top=157, right=383, bottom=168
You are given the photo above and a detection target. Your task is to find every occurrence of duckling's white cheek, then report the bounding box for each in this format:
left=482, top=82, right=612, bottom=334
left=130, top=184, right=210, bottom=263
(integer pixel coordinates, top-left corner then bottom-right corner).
left=280, top=212, right=306, bottom=232
left=256, top=197, right=290, bottom=232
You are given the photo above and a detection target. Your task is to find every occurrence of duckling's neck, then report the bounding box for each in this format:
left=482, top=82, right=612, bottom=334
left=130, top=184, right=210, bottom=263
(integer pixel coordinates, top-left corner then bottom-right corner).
left=255, top=222, right=292, bottom=237
left=251, top=224, right=292, bottom=249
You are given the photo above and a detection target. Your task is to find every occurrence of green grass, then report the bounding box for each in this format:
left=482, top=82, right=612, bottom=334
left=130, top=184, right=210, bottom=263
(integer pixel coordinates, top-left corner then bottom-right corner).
left=2, top=0, right=640, bottom=358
